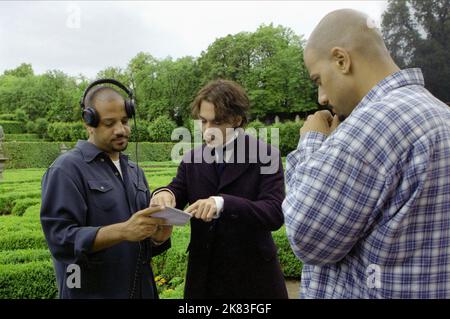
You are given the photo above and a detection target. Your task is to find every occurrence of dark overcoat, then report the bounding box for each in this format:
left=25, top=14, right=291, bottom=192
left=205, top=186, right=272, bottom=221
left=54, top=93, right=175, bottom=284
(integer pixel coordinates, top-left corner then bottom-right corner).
left=162, top=134, right=288, bottom=299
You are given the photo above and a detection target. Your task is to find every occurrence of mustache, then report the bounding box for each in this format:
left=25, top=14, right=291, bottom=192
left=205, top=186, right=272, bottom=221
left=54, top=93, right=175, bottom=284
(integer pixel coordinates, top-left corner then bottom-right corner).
left=112, top=135, right=129, bottom=140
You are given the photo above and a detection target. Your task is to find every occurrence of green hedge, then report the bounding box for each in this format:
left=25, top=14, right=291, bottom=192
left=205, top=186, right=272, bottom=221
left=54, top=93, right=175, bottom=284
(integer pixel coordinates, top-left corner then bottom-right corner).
left=152, top=225, right=190, bottom=281
left=1, top=142, right=76, bottom=169
left=0, top=190, right=41, bottom=214
left=11, top=198, right=41, bottom=216
left=47, top=122, right=87, bottom=142
left=0, top=114, right=15, bottom=121
left=272, top=121, right=303, bottom=156
left=0, top=261, right=57, bottom=299
left=0, top=249, right=51, bottom=265
left=4, top=134, right=40, bottom=141
left=246, top=120, right=303, bottom=156
left=0, top=120, right=26, bottom=134
left=1, top=141, right=180, bottom=168
left=0, top=229, right=47, bottom=250
left=148, top=116, right=178, bottom=142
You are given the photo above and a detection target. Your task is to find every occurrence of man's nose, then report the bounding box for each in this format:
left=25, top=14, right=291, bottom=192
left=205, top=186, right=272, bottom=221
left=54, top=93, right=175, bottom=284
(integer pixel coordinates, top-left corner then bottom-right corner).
left=318, top=92, right=328, bottom=106
left=318, top=88, right=328, bottom=106
left=114, top=121, right=126, bottom=135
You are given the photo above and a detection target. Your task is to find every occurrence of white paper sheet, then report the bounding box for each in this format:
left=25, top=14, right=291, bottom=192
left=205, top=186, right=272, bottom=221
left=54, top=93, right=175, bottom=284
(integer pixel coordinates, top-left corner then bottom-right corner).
left=151, top=207, right=192, bottom=226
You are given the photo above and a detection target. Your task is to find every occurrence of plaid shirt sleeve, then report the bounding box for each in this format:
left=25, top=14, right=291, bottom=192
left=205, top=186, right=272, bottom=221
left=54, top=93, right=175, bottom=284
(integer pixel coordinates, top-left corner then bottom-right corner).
left=283, top=131, right=387, bottom=265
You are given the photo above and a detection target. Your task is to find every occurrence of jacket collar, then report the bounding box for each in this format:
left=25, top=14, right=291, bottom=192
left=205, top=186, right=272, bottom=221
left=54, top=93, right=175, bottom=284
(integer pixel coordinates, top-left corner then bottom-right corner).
left=76, top=140, right=132, bottom=166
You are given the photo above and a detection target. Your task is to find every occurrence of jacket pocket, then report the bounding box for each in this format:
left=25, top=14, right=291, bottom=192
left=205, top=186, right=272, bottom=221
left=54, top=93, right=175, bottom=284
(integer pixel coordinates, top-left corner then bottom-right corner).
left=87, top=180, right=115, bottom=211
left=133, top=180, right=149, bottom=210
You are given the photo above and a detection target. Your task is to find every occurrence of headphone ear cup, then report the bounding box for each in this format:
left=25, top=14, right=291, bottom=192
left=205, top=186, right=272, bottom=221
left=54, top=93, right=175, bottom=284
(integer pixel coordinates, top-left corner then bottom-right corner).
left=82, top=107, right=99, bottom=128
left=125, top=99, right=135, bottom=118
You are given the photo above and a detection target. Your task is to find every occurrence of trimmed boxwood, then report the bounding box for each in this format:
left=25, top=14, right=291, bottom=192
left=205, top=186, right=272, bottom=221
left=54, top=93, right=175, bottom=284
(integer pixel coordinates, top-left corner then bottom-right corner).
left=125, top=142, right=186, bottom=162
left=1, top=142, right=76, bottom=169
left=0, top=190, right=41, bottom=215
left=4, top=134, right=40, bottom=141
left=1, top=141, right=182, bottom=168
left=0, top=260, right=57, bottom=299
left=47, top=122, right=87, bottom=142
left=0, top=249, right=51, bottom=265
left=152, top=225, right=190, bottom=281
left=0, top=120, right=26, bottom=134
left=0, top=229, right=48, bottom=250
left=11, top=198, right=41, bottom=216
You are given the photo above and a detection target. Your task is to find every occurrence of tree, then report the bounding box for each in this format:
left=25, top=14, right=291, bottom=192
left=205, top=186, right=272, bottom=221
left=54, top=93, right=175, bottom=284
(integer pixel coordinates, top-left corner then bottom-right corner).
left=0, top=67, right=81, bottom=122
left=127, top=53, right=201, bottom=126
left=382, top=0, right=450, bottom=102
left=198, top=24, right=317, bottom=119
left=3, top=63, right=34, bottom=78
left=96, top=67, right=131, bottom=87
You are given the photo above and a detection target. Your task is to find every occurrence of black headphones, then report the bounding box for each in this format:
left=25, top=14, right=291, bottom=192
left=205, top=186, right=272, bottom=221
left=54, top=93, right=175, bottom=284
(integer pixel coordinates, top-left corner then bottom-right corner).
left=80, top=79, right=135, bottom=127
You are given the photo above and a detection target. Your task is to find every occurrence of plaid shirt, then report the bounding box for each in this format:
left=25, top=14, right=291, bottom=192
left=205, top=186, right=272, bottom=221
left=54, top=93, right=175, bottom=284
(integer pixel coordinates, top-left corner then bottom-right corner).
left=282, top=68, right=450, bottom=298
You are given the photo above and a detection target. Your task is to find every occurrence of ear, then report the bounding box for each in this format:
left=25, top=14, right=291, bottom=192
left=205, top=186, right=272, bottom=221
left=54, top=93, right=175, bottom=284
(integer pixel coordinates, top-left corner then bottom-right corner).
left=83, top=122, right=94, bottom=136
left=331, top=47, right=351, bottom=74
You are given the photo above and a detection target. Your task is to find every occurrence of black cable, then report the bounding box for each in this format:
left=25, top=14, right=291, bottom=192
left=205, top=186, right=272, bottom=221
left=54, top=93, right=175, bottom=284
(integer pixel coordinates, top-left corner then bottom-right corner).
left=129, top=76, right=143, bottom=299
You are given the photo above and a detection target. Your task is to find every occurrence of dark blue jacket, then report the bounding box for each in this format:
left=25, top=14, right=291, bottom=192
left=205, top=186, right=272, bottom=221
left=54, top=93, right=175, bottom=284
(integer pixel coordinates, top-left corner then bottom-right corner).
left=40, top=140, right=170, bottom=299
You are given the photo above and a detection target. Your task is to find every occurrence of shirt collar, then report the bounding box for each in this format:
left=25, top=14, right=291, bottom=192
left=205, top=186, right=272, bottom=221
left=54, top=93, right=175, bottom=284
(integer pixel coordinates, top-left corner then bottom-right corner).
left=76, top=140, right=105, bottom=163
left=76, top=140, right=131, bottom=166
left=353, top=68, right=424, bottom=113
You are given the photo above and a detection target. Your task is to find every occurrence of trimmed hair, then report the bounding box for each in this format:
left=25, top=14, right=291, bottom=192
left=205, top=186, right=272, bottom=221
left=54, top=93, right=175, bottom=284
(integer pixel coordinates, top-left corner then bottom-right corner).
left=191, top=79, right=250, bottom=127
left=84, top=85, right=124, bottom=110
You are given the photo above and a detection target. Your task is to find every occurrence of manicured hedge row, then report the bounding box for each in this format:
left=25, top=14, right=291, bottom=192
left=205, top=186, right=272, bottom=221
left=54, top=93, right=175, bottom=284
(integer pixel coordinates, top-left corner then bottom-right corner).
left=1, top=142, right=181, bottom=168
left=1, top=142, right=76, bottom=169
left=152, top=225, right=190, bottom=281
left=124, top=142, right=183, bottom=162
left=0, top=229, right=47, bottom=250
left=11, top=198, right=41, bottom=216
left=47, top=122, right=87, bottom=142
left=0, top=181, right=41, bottom=194
left=0, top=261, right=57, bottom=299
left=0, top=190, right=41, bottom=215
left=0, top=120, right=26, bottom=134
left=1, top=130, right=299, bottom=169
left=0, top=249, right=51, bottom=265
left=4, top=134, right=40, bottom=141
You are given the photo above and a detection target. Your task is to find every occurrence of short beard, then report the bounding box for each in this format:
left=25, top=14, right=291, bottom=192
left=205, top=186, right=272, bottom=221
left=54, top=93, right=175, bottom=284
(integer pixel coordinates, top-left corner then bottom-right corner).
left=112, top=142, right=128, bottom=153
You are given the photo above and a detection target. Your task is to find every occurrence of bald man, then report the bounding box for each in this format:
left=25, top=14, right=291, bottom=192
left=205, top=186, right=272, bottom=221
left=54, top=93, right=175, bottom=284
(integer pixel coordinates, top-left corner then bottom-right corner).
left=41, top=81, right=172, bottom=298
left=282, top=9, right=450, bottom=298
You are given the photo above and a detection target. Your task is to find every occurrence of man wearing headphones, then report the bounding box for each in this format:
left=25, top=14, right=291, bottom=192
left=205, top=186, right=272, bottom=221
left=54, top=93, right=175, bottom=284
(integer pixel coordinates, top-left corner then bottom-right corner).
left=40, top=79, right=172, bottom=299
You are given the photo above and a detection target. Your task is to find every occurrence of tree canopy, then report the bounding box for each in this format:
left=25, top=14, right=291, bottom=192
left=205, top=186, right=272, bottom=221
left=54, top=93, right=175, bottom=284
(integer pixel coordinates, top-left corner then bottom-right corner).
left=382, top=0, right=449, bottom=102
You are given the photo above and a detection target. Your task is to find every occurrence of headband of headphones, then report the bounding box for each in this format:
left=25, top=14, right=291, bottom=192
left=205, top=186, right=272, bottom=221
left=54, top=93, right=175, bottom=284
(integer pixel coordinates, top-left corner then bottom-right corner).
left=80, top=78, right=134, bottom=110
